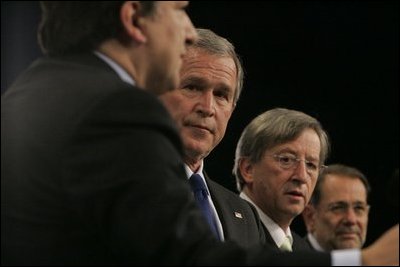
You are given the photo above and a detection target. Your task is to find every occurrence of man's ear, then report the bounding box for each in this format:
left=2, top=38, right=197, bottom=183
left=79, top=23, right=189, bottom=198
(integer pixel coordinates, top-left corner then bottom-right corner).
left=239, top=157, right=254, bottom=184
left=120, top=1, right=147, bottom=44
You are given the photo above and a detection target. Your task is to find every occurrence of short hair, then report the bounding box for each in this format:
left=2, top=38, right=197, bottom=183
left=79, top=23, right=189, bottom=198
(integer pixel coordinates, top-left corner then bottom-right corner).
left=310, top=164, right=371, bottom=205
left=234, top=108, right=330, bottom=192
left=38, top=1, right=155, bottom=56
left=193, top=28, right=244, bottom=104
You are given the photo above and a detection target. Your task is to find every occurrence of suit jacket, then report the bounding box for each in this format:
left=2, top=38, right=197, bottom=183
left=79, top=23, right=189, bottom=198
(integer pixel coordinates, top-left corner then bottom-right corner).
left=205, top=174, right=266, bottom=248
left=1, top=53, right=331, bottom=266
left=1, top=53, right=209, bottom=265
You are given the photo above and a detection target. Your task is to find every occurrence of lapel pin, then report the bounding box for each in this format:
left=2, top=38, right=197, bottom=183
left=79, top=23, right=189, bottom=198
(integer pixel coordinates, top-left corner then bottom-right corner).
left=234, top=211, right=243, bottom=219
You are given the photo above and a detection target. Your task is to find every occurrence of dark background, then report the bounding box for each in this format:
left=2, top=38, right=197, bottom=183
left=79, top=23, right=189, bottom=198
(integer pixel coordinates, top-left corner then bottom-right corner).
left=2, top=1, right=398, bottom=246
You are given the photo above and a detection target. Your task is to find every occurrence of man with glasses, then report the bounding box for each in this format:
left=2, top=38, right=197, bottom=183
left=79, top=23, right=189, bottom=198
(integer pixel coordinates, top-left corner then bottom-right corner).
left=233, top=108, right=329, bottom=252
left=302, top=164, right=371, bottom=250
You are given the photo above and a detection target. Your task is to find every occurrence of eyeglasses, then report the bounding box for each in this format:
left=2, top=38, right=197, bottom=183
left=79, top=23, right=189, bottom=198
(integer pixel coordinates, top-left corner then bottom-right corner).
left=270, top=153, right=326, bottom=177
left=326, top=202, right=370, bottom=217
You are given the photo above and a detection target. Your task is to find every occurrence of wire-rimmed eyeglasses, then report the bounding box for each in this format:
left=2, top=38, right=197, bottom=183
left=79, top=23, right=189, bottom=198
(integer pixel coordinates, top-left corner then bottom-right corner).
left=270, top=153, right=326, bottom=177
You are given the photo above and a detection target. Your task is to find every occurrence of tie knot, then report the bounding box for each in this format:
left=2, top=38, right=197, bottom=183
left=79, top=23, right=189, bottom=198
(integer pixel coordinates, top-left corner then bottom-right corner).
left=280, top=236, right=293, bottom=252
left=189, top=174, right=208, bottom=198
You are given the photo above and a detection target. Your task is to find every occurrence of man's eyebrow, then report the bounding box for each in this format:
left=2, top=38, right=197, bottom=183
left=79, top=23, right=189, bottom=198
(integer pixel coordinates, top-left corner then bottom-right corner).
left=181, top=76, right=207, bottom=87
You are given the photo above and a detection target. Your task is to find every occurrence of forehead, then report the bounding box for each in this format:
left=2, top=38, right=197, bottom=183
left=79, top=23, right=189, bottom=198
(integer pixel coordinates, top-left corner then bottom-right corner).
left=270, top=129, right=321, bottom=160
left=181, top=50, right=237, bottom=85
left=321, top=175, right=368, bottom=201
left=157, top=1, right=188, bottom=9
left=182, top=49, right=236, bottom=73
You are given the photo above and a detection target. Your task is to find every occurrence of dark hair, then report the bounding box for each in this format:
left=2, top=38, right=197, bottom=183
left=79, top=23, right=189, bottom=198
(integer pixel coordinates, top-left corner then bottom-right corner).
left=310, top=164, right=371, bottom=205
left=38, top=1, right=155, bottom=56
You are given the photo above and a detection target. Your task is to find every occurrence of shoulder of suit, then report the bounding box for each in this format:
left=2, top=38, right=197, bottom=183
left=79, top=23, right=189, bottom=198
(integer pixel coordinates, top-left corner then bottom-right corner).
left=206, top=177, right=252, bottom=207
left=292, top=231, right=313, bottom=251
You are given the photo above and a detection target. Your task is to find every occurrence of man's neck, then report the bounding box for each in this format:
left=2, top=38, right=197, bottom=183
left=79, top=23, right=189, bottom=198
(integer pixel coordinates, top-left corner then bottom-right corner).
left=97, top=39, right=141, bottom=87
left=185, top=158, right=203, bottom=173
left=184, top=155, right=203, bottom=173
left=242, top=188, right=292, bottom=231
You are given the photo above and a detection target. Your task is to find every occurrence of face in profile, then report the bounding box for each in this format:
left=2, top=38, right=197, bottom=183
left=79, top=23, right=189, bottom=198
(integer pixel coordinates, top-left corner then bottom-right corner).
left=159, top=48, right=237, bottom=168
left=141, top=1, right=198, bottom=94
left=306, top=175, right=369, bottom=250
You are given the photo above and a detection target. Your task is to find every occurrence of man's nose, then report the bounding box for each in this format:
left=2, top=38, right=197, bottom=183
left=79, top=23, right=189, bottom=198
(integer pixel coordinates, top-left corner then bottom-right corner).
left=343, top=207, right=358, bottom=225
left=291, top=159, right=308, bottom=183
left=184, top=15, right=198, bottom=46
left=195, top=92, right=215, bottom=117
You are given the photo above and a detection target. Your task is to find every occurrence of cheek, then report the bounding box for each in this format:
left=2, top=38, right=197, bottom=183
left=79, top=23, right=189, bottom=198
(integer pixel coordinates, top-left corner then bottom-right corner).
left=215, top=113, right=231, bottom=136
left=253, top=176, right=272, bottom=199
left=254, top=168, right=277, bottom=192
left=216, top=123, right=227, bottom=139
left=360, top=217, right=369, bottom=227
left=306, top=181, right=318, bottom=202
left=325, top=215, right=341, bottom=227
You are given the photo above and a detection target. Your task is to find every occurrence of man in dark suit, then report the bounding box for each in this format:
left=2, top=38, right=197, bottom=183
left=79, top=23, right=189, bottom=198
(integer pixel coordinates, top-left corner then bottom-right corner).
left=2, top=2, right=398, bottom=266
left=159, top=28, right=265, bottom=248
left=233, top=108, right=327, bottom=252
left=1, top=1, right=204, bottom=265
left=233, top=108, right=397, bottom=264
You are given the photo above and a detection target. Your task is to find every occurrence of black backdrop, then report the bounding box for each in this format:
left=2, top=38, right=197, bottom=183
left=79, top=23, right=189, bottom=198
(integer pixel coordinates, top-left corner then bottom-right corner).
left=2, top=1, right=398, bottom=246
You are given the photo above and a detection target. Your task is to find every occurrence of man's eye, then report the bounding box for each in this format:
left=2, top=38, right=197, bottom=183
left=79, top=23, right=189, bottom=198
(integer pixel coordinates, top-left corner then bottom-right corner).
left=184, top=84, right=196, bottom=90
left=330, top=205, right=346, bottom=212
left=306, top=162, right=318, bottom=170
left=280, top=156, right=292, bottom=164
left=214, top=91, right=229, bottom=101
left=354, top=205, right=366, bottom=212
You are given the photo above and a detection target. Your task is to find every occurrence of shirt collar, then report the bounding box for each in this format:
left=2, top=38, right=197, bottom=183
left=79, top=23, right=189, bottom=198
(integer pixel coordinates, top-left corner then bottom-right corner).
left=239, top=192, right=293, bottom=248
left=93, top=51, right=136, bottom=86
left=184, top=161, right=210, bottom=194
left=184, top=161, right=204, bottom=179
left=307, top=233, right=325, bottom=251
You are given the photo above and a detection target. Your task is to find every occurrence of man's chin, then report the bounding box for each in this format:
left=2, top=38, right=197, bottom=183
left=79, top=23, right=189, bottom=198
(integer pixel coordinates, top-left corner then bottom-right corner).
left=336, top=239, right=361, bottom=249
left=184, top=144, right=210, bottom=160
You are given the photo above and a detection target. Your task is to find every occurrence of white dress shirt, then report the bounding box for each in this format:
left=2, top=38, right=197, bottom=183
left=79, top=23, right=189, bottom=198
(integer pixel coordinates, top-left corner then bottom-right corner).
left=94, top=51, right=136, bottom=86
left=239, top=192, right=361, bottom=265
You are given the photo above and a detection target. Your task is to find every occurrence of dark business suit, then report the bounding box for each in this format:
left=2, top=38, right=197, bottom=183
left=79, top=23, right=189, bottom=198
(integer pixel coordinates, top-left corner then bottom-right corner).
left=1, top=53, right=213, bottom=265
left=205, top=175, right=266, bottom=248
left=2, top=54, right=331, bottom=266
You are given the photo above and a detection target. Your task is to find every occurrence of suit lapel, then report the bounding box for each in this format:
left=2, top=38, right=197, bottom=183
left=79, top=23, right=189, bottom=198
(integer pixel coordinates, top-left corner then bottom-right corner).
left=203, top=174, right=248, bottom=241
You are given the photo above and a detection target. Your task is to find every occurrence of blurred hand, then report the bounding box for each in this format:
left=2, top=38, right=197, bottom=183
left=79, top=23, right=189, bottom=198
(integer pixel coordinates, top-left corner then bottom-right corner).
left=362, top=224, right=399, bottom=266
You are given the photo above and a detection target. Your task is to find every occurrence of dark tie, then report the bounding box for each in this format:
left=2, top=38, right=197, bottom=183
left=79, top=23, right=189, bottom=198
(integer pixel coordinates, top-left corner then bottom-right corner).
left=189, top=174, right=220, bottom=239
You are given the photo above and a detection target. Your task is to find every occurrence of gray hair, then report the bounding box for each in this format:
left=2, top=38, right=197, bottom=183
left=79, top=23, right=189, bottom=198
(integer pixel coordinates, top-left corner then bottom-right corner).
left=193, top=28, right=244, bottom=104
left=233, top=108, right=330, bottom=192
left=310, top=164, right=371, bottom=205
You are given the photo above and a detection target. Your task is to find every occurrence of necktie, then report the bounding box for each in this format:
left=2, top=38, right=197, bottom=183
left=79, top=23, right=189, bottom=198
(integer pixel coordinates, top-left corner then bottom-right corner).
left=280, top=236, right=293, bottom=252
left=189, top=174, right=220, bottom=239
